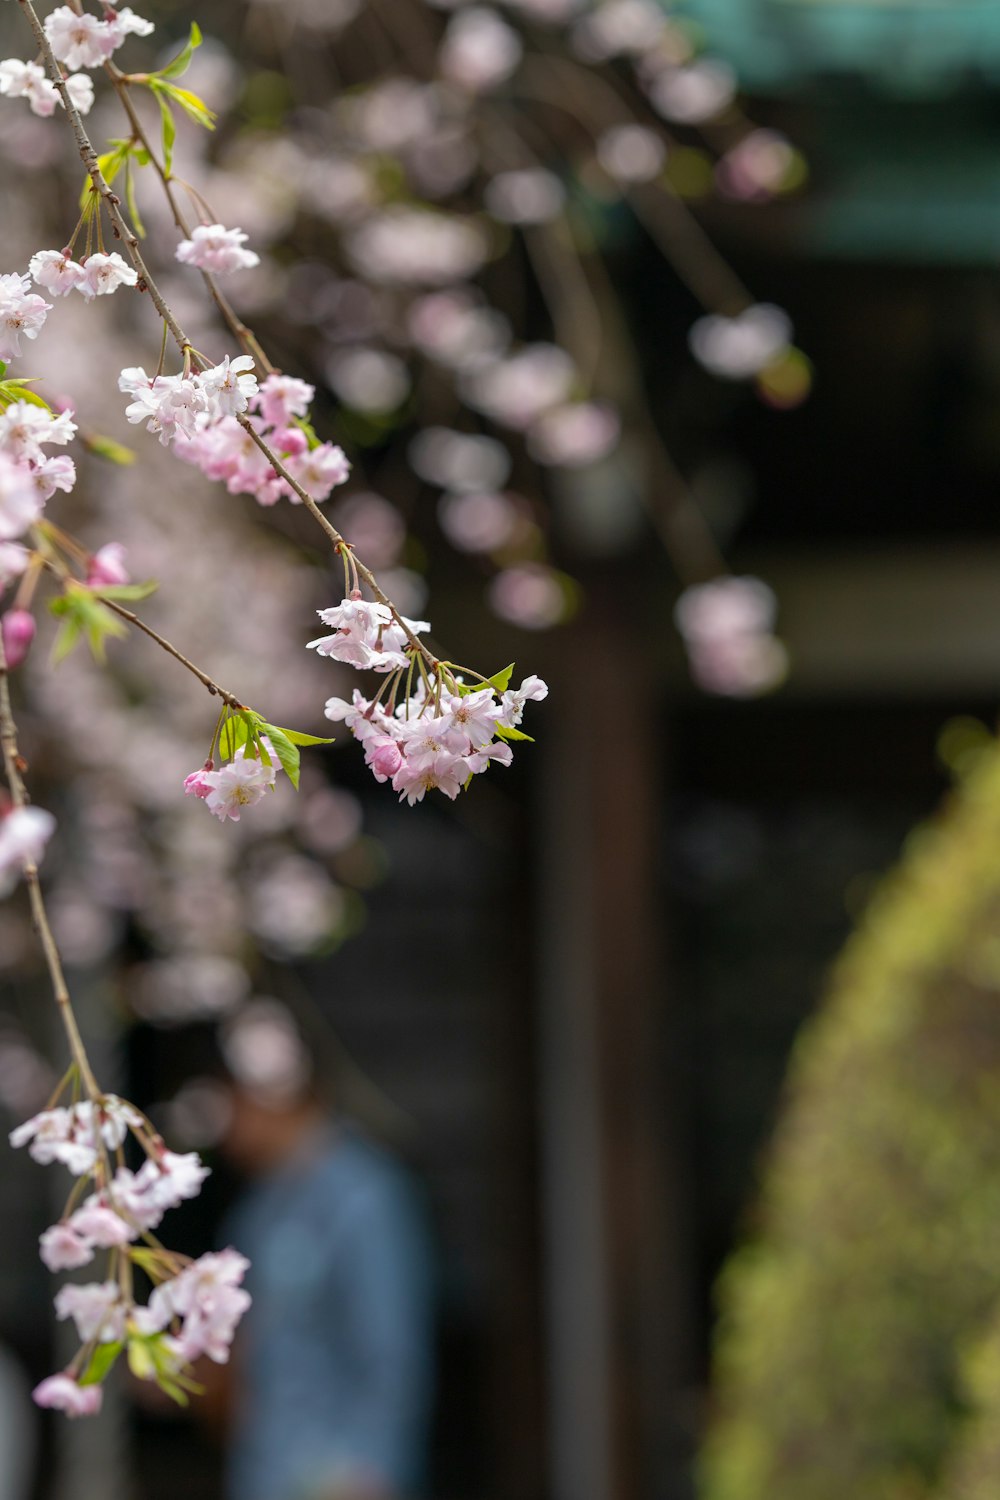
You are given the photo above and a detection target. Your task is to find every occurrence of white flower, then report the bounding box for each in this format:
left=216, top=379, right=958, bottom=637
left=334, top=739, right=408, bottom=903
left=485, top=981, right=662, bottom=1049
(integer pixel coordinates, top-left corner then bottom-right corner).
left=197, top=355, right=258, bottom=419
left=29, top=250, right=86, bottom=297
left=0, top=272, right=51, bottom=363
left=119, top=368, right=210, bottom=445
left=63, top=73, right=95, bottom=115
left=175, top=224, right=260, bottom=275
left=44, top=8, right=118, bottom=70
left=0, top=59, right=59, bottom=117
left=78, top=252, right=138, bottom=300
left=0, top=805, right=56, bottom=895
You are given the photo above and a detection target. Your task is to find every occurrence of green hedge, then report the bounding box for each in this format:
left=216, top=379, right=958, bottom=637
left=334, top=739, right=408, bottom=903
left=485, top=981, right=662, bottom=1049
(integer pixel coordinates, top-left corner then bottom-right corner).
left=699, top=740, right=1000, bottom=1500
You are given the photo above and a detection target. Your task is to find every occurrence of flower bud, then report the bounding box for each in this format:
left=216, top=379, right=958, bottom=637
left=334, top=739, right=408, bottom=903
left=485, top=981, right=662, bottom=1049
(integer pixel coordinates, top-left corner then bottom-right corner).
left=2, top=609, right=36, bottom=668
left=370, top=740, right=403, bottom=779
left=273, top=427, right=309, bottom=457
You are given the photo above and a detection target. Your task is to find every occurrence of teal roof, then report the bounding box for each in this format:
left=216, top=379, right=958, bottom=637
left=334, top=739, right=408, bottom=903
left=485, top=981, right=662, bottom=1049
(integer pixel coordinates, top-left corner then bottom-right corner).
left=679, top=1, right=1000, bottom=93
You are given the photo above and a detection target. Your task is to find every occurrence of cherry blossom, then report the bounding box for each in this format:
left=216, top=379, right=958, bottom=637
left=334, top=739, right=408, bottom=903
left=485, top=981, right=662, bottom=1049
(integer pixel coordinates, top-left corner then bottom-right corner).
left=674, top=575, right=788, bottom=697
left=0, top=451, right=44, bottom=540
left=78, top=253, right=139, bottom=300
left=54, top=1281, right=126, bottom=1345
left=0, top=59, right=60, bottom=117
left=0, top=272, right=51, bottom=363
left=44, top=4, right=153, bottom=71
left=32, top=1376, right=102, bottom=1418
left=175, top=224, right=260, bottom=274
left=0, top=804, right=56, bottom=896
left=0, top=401, right=77, bottom=460
left=201, top=747, right=278, bottom=823
left=39, top=1223, right=95, bottom=1273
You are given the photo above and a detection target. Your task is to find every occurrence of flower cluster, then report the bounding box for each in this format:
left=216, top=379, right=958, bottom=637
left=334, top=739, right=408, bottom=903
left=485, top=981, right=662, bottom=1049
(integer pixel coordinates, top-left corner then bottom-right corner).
left=0, top=59, right=93, bottom=118
left=184, top=741, right=280, bottom=823
left=12, top=1092, right=250, bottom=1417
left=311, top=592, right=548, bottom=803
left=173, top=371, right=350, bottom=507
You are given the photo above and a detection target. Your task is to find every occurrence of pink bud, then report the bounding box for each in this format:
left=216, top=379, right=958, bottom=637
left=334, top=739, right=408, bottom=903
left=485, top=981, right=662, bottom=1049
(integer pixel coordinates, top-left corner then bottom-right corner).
left=183, top=763, right=216, bottom=799
left=370, top=740, right=403, bottom=779
left=272, top=427, right=309, bottom=457
left=2, top=610, right=35, bottom=668
left=86, top=543, right=129, bottom=589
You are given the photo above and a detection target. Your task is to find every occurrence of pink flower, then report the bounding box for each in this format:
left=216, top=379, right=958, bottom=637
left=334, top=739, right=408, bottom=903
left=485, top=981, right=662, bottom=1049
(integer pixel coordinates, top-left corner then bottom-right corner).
left=32, top=453, right=77, bottom=501
left=285, top=441, right=351, bottom=502
left=68, top=1201, right=133, bottom=1247
left=367, top=737, right=403, bottom=780
left=33, top=1375, right=102, bottom=1418
left=1, top=609, right=35, bottom=668
left=0, top=401, right=76, bottom=461
left=183, top=762, right=215, bottom=800
left=0, top=804, right=55, bottom=896
left=86, top=543, right=129, bottom=588
left=203, top=750, right=277, bottom=823
left=119, top=367, right=209, bottom=446
left=175, top=224, right=260, bottom=275
left=0, top=542, right=29, bottom=594
left=54, top=1281, right=125, bottom=1344
left=78, top=252, right=138, bottom=300
left=500, top=675, right=549, bottom=725
left=0, top=453, right=43, bottom=540
left=146, top=1249, right=251, bottom=1363
left=256, top=374, right=315, bottom=429
left=39, top=1222, right=95, bottom=1272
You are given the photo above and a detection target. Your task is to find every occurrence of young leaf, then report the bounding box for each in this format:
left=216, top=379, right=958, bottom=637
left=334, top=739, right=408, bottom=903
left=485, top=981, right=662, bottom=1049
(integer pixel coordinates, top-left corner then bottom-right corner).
left=161, top=83, right=216, bottom=129
left=219, top=712, right=254, bottom=759
left=261, top=724, right=302, bottom=790
left=156, top=21, right=203, bottom=81
left=487, top=664, right=515, bottom=693
left=0, top=382, right=50, bottom=412
left=153, top=88, right=176, bottom=175
left=92, top=581, right=159, bottom=603
left=268, top=726, right=335, bottom=747
left=79, top=1341, right=123, bottom=1387
left=495, top=723, right=534, bottom=743
left=51, top=613, right=83, bottom=665
left=124, top=158, right=146, bottom=239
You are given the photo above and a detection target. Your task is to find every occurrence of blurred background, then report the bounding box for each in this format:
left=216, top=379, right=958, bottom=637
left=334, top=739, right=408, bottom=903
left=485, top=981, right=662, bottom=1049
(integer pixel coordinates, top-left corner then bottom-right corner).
left=4, top=0, right=1000, bottom=1497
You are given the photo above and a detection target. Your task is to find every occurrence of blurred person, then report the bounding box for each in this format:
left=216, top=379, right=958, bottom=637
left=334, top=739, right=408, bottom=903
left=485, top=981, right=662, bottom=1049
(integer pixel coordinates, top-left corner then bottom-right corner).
left=214, top=1000, right=436, bottom=1500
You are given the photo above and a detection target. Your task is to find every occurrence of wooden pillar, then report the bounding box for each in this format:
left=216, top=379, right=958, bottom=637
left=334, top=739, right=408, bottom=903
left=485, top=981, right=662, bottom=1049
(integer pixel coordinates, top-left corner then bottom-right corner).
left=536, top=605, right=692, bottom=1500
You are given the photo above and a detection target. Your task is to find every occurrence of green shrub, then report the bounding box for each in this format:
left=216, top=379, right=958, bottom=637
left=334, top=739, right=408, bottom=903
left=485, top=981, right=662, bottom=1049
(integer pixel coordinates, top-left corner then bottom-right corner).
left=699, top=739, right=1000, bottom=1500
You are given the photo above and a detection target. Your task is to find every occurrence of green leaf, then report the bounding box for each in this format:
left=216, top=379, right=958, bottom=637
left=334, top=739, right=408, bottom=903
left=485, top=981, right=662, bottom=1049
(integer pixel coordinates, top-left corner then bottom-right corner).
left=79, top=1341, right=123, bottom=1387
left=160, top=82, right=216, bottom=129
left=92, top=581, right=159, bottom=602
left=79, top=141, right=131, bottom=210
left=219, top=712, right=255, bottom=759
left=269, top=726, right=335, bottom=748
left=47, top=588, right=128, bottom=665
left=51, top=614, right=83, bottom=664
left=496, top=724, right=534, bottom=743
left=0, top=361, right=7, bottom=378
left=487, top=664, right=515, bottom=693
left=153, top=89, right=176, bottom=176
left=0, top=381, right=50, bottom=411
left=156, top=21, right=203, bottom=81
left=261, top=724, right=301, bottom=790
left=125, top=158, right=146, bottom=239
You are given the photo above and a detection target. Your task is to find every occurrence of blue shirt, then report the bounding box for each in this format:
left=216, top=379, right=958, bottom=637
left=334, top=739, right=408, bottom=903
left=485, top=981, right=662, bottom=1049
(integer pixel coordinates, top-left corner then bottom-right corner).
left=224, top=1124, right=435, bottom=1500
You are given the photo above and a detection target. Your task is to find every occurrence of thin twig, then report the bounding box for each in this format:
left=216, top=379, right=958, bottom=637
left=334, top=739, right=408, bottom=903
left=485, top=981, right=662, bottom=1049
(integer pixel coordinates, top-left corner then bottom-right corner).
left=97, top=598, right=248, bottom=710
left=0, top=632, right=101, bottom=1099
